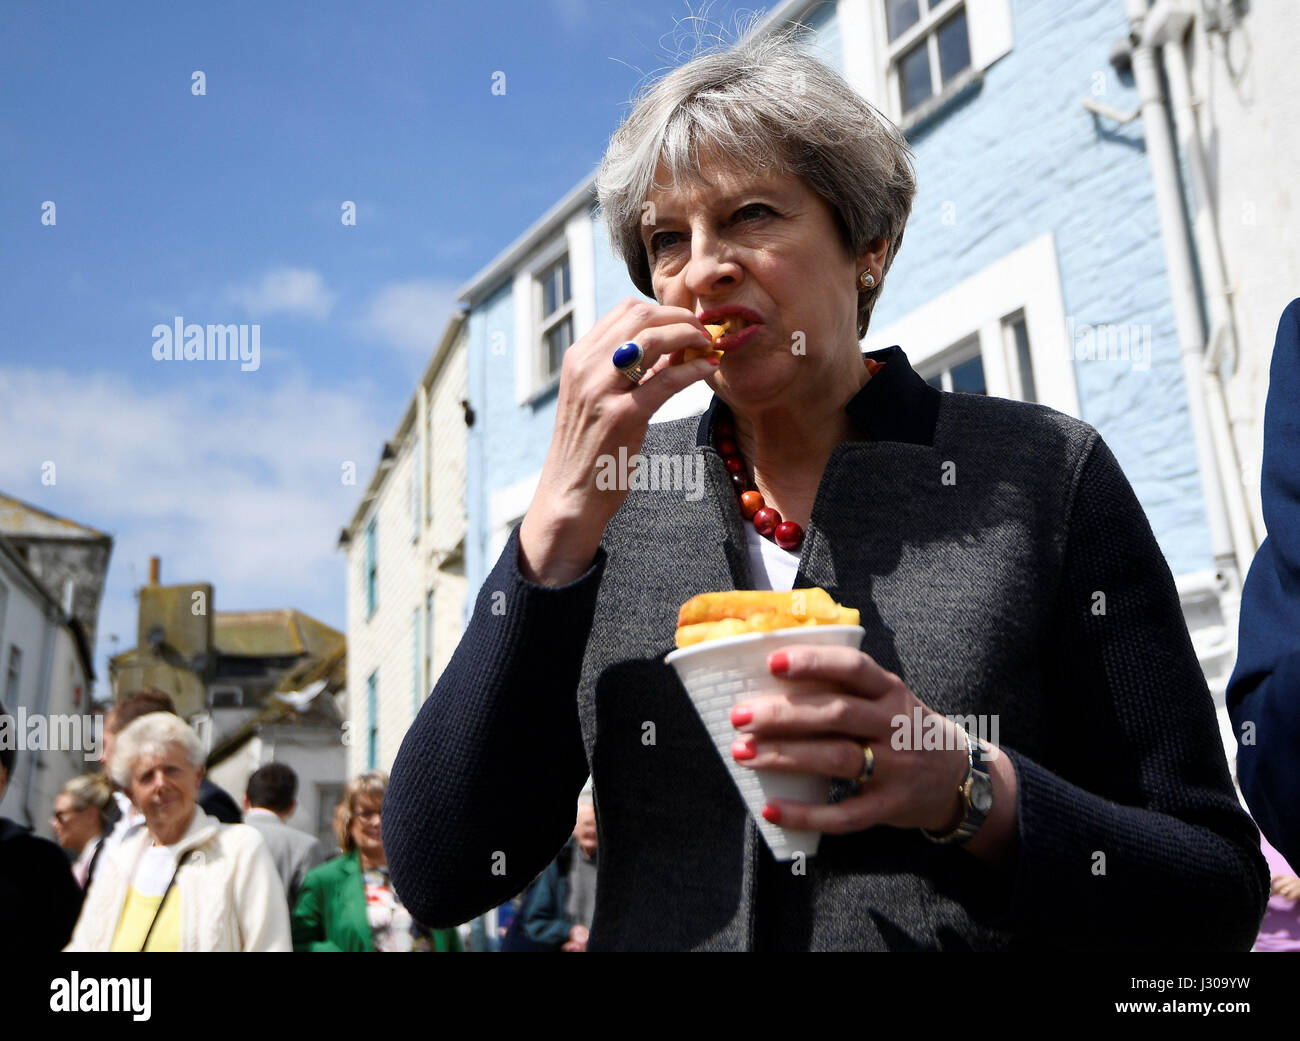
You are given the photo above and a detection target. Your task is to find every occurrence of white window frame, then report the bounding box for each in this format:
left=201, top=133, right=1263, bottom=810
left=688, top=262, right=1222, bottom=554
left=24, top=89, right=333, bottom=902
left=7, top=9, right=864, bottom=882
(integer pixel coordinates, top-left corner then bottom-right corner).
left=841, top=0, right=1013, bottom=129
left=922, top=334, right=984, bottom=393
left=866, top=233, right=1081, bottom=416
left=513, top=208, right=596, bottom=404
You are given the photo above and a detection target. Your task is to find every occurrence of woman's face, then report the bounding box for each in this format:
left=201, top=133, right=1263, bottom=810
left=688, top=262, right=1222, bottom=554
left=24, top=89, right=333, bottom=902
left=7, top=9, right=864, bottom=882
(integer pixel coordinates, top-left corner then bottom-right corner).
left=642, top=145, right=886, bottom=413
left=128, top=744, right=201, bottom=845
left=350, top=794, right=385, bottom=863
left=52, top=794, right=100, bottom=852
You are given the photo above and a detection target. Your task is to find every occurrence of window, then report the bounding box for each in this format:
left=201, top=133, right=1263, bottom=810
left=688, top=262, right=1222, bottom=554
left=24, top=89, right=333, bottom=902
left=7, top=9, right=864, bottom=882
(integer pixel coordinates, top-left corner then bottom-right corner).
left=539, top=254, right=574, bottom=381
left=846, top=0, right=1010, bottom=129
left=424, top=590, right=435, bottom=697
left=866, top=235, right=1076, bottom=415
left=412, top=608, right=421, bottom=714
left=366, top=670, right=378, bottom=770
left=5, top=644, right=20, bottom=705
left=365, top=518, right=378, bottom=619
left=921, top=314, right=1040, bottom=400
left=208, top=685, right=246, bottom=709
left=886, top=0, right=972, bottom=116
left=1004, top=311, right=1038, bottom=402
left=923, top=336, right=986, bottom=394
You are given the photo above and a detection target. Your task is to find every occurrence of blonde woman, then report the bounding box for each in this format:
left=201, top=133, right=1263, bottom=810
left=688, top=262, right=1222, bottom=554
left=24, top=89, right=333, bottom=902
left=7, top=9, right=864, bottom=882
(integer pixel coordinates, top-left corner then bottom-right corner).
left=293, top=772, right=460, bottom=952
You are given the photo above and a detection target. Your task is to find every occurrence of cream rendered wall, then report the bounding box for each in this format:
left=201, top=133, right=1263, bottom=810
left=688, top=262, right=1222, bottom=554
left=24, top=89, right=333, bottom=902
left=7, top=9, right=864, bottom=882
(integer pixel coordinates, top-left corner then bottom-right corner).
left=345, top=328, right=469, bottom=782
left=345, top=432, right=423, bottom=779
left=427, top=336, right=469, bottom=682
left=1187, top=3, right=1300, bottom=535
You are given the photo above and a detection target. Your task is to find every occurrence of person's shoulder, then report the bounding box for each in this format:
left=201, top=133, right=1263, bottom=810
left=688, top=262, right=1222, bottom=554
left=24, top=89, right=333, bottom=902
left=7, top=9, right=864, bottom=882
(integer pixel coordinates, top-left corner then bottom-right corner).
left=217, top=821, right=275, bottom=857
left=938, top=392, right=1099, bottom=466
left=302, top=851, right=354, bottom=885
left=0, top=819, right=67, bottom=866
left=284, top=825, right=325, bottom=855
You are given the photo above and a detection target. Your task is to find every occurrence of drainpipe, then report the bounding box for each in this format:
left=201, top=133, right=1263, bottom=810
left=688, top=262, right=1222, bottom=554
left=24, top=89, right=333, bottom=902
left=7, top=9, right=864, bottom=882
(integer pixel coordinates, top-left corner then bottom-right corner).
left=1123, top=0, right=1243, bottom=600
left=1150, top=2, right=1261, bottom=578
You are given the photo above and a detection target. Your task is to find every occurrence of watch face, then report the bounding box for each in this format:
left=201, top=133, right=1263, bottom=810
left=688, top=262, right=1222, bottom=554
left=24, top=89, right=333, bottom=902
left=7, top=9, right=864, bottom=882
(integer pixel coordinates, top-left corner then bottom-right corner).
left=971, top=774, right=994, bottom=814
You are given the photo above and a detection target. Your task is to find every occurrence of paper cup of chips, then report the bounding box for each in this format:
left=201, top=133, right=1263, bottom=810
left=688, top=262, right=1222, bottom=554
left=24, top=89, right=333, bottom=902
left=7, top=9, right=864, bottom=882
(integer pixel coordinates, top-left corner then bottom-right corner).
left=665, top=590, right=864, bottom=861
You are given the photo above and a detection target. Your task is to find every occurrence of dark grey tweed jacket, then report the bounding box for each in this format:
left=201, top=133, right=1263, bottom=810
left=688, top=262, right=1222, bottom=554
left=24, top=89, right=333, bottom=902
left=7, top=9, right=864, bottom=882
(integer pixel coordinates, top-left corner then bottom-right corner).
left=385, top=346, right=1268, bottom=951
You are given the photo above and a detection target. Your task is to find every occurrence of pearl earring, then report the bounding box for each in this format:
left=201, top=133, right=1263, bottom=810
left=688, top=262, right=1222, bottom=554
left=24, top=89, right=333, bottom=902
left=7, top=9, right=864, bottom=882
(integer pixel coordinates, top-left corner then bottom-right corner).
left=858, top=271, right=876, bottom=290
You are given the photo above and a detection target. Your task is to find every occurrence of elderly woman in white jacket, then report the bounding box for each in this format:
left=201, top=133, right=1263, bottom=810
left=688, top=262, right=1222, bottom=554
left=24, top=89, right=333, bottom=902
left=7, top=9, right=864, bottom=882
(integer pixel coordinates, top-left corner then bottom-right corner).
left=66, top=712, right=290, bottom=952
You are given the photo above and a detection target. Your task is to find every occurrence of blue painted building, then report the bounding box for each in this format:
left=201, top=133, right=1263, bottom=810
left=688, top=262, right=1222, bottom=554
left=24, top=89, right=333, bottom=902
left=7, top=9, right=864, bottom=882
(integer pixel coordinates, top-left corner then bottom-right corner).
left=455, top=0, right=1248, bottom=696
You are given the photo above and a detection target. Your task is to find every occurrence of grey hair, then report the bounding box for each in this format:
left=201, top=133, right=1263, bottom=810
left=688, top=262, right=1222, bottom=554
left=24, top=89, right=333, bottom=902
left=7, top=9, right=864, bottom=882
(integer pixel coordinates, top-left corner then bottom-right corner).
left=111, top=712, right=205, bottom=789
left=595, top=23, right=917, bottom=338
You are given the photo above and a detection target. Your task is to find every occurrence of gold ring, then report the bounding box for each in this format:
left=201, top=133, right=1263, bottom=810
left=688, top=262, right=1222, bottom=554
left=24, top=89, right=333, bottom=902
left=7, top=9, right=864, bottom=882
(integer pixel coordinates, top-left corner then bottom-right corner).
left=855, top=742, right=874, bottom=785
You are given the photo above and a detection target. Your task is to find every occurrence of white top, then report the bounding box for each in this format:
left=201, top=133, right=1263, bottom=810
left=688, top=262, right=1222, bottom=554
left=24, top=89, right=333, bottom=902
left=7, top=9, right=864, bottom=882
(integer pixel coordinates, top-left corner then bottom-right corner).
left=133, top=843, right=177, bottom=896
left=743, top=522, right=800, bottom=592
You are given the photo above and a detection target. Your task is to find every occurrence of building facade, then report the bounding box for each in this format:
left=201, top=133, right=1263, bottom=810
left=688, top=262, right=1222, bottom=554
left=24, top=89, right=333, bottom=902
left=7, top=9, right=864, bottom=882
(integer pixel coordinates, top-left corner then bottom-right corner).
left=451, top=1, right=1294, bottom=760
left=0, top=496, right=106, bottom=839
left=342, top=315, right=469, bottom=779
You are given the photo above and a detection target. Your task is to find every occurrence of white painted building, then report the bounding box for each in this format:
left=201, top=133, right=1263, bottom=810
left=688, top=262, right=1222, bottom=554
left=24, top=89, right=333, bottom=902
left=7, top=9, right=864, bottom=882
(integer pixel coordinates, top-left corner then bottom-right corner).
left=342, top=314, right=469, bottom=779
left=0, top=538, right=98, bottom=840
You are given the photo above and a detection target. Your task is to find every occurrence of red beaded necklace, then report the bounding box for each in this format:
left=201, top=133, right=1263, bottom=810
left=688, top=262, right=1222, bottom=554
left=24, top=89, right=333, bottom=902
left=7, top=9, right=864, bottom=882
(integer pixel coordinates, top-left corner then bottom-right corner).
left=713, top=358, right=886, bottom=553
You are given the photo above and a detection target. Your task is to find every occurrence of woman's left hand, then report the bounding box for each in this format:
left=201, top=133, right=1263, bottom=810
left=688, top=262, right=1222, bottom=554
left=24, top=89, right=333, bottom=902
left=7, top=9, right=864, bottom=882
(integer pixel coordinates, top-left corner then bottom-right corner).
left=730, top=643, right=972, bottom=835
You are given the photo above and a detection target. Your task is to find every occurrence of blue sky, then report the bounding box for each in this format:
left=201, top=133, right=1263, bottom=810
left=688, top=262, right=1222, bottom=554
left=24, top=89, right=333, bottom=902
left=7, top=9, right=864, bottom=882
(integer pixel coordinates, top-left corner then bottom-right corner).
left=0, top=0, right=770, bottom=697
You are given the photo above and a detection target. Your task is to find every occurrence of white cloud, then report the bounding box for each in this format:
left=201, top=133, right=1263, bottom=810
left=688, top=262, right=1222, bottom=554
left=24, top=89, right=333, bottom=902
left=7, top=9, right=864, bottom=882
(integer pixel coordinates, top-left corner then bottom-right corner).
left=0, top=365, right=392, bottom=699
left=357, top=279, right=461, bottom=360
left=229, top=267, right=335, bottom=319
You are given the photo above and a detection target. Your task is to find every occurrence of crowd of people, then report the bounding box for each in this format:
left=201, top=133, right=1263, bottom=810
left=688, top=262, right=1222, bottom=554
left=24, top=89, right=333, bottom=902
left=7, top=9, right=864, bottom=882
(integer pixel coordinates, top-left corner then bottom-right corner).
left=2, top=689, right=596, bottom=953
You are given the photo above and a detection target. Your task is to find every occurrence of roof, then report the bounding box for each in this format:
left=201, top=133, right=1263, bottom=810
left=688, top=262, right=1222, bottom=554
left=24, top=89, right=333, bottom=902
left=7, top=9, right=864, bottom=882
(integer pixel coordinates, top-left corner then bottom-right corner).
left=213, top=608, right=345, bottom=659
left=0, top=491, right=111, bottom=541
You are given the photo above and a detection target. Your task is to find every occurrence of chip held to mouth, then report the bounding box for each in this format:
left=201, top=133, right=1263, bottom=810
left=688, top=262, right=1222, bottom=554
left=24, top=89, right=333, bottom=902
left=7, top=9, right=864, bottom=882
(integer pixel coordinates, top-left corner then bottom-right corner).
left=677, top=320, right=740, bottom=364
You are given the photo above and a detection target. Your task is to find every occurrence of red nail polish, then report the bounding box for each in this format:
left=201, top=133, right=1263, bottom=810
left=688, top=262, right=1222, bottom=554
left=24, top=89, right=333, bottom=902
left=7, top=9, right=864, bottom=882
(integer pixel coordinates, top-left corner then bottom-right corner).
left=731, top=737, right=756, bottom=761
left=769, top=651, right=790, bottom=675
left=730, top=705, right=752, bottom=727
left=762, top=804, right=782, bottom=824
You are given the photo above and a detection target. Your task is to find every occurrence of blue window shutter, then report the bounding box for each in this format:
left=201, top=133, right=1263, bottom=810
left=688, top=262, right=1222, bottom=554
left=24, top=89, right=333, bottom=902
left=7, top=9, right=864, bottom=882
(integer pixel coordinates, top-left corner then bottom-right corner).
left=367, top=671, right=378, bottom=769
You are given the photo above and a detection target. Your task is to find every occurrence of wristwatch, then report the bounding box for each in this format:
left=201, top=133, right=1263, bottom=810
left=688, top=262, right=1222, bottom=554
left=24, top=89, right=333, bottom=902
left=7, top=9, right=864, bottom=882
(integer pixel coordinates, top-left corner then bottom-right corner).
left=921, top=728, right=993, bottom=845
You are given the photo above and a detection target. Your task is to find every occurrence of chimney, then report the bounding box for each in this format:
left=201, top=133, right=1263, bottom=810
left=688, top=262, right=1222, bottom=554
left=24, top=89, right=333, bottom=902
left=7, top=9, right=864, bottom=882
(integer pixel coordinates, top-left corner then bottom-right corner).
left=149, top=556, right=161, bottom=586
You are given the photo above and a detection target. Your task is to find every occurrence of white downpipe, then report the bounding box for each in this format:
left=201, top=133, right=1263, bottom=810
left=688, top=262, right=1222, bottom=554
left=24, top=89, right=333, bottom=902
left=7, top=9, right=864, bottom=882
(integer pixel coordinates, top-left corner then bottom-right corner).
left=1158, top=28, right=1261, bottom=581
left=1126, top=0, right=1241, bottom=593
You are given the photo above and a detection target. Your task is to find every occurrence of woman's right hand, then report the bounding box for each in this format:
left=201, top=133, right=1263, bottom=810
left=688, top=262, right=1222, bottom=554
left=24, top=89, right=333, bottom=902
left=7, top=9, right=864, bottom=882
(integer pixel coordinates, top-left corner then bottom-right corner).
left=518, top=298, right=720, bottom=586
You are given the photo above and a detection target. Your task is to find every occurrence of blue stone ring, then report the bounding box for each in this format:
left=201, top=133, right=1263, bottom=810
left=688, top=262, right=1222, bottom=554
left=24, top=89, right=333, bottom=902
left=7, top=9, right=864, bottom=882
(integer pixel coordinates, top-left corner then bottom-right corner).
left=612, top=341, right=646, bottom=385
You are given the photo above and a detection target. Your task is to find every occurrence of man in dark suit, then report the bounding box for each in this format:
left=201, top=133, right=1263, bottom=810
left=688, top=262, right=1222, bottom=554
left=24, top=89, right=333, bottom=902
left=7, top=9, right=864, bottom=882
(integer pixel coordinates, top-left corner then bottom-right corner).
left=1230, top=298, right=1300, bottom=872
left=243, top=762, right=327, bottom=910
left=0, top=721, right=84, bottom=952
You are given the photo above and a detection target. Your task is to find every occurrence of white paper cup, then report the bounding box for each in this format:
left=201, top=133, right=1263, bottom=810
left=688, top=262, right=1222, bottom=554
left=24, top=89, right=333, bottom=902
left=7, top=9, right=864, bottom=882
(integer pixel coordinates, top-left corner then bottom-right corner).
left=665, top=624, right=865, bottom=861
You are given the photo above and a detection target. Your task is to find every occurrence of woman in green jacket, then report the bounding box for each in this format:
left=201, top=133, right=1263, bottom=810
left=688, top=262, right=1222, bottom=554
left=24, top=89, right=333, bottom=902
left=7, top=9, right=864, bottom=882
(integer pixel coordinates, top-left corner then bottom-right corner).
left=293, top=772, right=460, bottom=952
